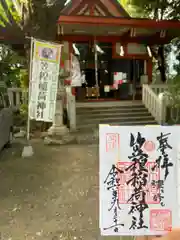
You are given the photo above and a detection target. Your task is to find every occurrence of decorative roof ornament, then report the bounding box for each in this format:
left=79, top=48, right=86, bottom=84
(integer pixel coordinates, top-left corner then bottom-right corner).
left=64, top=0, right=71, bottom=6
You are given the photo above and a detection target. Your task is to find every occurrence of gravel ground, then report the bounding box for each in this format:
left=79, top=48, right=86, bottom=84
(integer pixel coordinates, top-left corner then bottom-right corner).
left=0, top=140, right=130, bottom=240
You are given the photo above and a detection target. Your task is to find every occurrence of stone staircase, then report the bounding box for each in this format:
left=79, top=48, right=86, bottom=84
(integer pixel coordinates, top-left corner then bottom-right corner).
left=76, top=101, right=157, bottom=132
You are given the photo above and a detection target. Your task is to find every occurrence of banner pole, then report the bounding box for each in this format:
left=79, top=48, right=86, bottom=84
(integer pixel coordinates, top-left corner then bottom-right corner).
left=27, top=37, right=34, bottom=141
left=94, top=37, right=99, bottom=99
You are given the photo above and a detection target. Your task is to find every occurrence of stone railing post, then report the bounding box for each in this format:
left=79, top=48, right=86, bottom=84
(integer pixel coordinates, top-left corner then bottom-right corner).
left=7, top=88, right=14, bottom=107
left=66, top=87, right=76, bottom=131
left=158, top=92, right=168, bottom=125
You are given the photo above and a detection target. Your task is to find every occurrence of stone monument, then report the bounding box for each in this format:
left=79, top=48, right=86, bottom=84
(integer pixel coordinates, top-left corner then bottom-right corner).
left=44, top=73, right=75, bottom=145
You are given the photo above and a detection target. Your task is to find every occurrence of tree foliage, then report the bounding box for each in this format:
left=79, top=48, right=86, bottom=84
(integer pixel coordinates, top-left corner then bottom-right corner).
left=128, top=0, right=180, bottom=80
left=0, top=0, right=23, bottom=38
left=0, top=0, right=66, bottom=87
left=128, top=0, right=176, bottom=20
left=0, top=44, right=26, bottom=87
left=0, top=0, right=66, bottom=44
left=23, top=0, right=66, bottom=40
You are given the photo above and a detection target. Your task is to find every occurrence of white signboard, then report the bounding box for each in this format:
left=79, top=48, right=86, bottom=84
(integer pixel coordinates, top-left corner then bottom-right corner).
left=104, top=85, right=110, bottom=92
left=71, top=54, right=82, bottom=87
left=29, top=39, right=62, bottom=122
left=114, top=72, right=122, bottom=82
left=99, top=125, right=179, bottom=236
left=113, top=72, right=123, bottom=89
left=127, top=43, right=147, bottom=55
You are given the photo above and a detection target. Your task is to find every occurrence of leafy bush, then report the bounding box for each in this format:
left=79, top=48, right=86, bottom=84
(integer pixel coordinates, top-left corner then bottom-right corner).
left=19, top=69, right=29, bottom=89
left=20, top=103, right=28, bottom=118
left=167, top=75, right=180, bottom=108
left=166, top=75, right=180, bottom=123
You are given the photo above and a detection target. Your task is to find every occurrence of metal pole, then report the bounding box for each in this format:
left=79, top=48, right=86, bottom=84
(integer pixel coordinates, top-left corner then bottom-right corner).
left=94, top=37, right=99, bottom=99
left=27, top=37, right=34, bottom=141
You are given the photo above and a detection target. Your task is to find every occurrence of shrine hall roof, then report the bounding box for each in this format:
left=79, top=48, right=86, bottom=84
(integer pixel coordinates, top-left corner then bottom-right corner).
left=58, top=15, right=180, bottom=45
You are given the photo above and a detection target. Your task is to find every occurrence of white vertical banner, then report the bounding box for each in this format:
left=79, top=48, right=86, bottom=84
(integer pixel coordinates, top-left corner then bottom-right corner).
left=70, top=53, right=82, bottom=87
left=29, top=39, right=62, bottom=122
left=99, top=125, right=180, bottom=236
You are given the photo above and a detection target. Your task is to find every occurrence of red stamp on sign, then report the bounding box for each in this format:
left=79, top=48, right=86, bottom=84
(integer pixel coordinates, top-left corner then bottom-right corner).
left=143, top=141, right=155, bottom=152
left=117, top=162, right=160, bottom=204
left=150, top=210, right=172, bottom=232
left=106, top=133, right=120, bottom=152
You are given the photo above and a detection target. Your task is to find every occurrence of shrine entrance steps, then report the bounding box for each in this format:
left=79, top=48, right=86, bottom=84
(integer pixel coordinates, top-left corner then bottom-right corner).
left=74, top=101, right=156, bottom=143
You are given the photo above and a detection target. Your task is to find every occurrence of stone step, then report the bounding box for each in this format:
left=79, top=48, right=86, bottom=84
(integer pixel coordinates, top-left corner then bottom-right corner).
left=77, top=107, right=149, bottom=116
left=76, top=105, right=145, bottom=114
left=77, top=115, right=155, bottom=125
left=77, top=120, right=157, bottom=130
left=77, top=110, right=151, bottom=120
left=75, top=101, right=157, bottom=135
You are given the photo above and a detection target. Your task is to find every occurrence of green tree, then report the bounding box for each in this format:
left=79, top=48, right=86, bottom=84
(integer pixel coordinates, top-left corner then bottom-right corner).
left=0, top=0, right=66, bottom=87
left=24, top=0, right=66, bottom=40
left=0, top=0, right=66, bottom=49
left=128, top=0, right=180, bottom=81
left=0, top=44, right=26, bottom=88
left=0, top=0, right=24, bottom=38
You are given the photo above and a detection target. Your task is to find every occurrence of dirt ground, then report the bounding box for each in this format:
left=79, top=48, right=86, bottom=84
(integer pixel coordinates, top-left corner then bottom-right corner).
left=0, top=140, right=128, bottom=240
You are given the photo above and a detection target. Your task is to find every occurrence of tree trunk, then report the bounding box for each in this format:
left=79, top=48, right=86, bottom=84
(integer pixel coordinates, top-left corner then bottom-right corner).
left=158, top=45, right=166, bottom=82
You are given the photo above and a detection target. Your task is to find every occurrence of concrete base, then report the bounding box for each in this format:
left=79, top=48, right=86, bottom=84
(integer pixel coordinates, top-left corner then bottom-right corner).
left=22, top=145, right=34, bottom=157
left=44, top=134, right=76, bottom=145
left=45, top=124, right=76, bottom=145
left=43, top=127, right=98, bottom=145
left=48, top=125, right=69, bottom=136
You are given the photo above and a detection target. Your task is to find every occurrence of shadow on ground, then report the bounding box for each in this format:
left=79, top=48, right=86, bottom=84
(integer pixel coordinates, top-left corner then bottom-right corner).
left=0, top=140, right=132, bottom=240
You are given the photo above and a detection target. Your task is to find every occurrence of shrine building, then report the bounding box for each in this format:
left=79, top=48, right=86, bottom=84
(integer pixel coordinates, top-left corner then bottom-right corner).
left=57, top=0, right=180, bottom=102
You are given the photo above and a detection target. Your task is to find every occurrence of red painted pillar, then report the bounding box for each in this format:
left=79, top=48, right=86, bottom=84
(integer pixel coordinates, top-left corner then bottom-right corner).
left=72, top=87, right=76, bottom=96
left=147, top=59, right=153, bottom=84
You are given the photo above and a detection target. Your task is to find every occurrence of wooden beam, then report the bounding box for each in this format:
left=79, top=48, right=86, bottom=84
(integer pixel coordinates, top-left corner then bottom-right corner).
left=58, top=15, right=180, bottom=30
left=160, top=30, right=166, bottom=38
left=94, top=5, right=105, bottom=16
left=90, top=3, right=95, bottom=15
left=60, top=0, right=129, bottom=17
left=94, top=1, right=113, bottom=16
left=70, top=1, right=88, bottom=15
left=57, top=34, right=172, bottom=45
left=121, top=30, right=131, bottom=38
left=70, top=0, right=113, bottom=16
left=61, top=1, right=81, bottom=15
left=78, top=4, right=89, bottom=15
left=130, top=28, right=136, bottom=37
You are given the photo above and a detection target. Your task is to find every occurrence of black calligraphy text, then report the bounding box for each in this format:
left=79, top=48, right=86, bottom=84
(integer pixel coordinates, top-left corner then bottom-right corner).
left=103, top=164, right=124, bottom=232
left=127, top=132, right=149, bottom=230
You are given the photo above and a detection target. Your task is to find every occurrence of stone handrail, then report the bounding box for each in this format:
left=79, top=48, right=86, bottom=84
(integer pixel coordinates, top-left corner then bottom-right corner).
left=150, top=84, right=168, bottom=95
left=142, top=84, right=167, bottom=124
left=7, top=88, right=28, bottom=110
left=7, top=87, right=77, bottom=130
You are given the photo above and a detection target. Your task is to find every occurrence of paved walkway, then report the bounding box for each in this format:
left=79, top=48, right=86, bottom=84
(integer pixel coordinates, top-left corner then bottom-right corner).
left=0, top=140, right=133, bottom=239
left=0, top=140, right=102, bottom=239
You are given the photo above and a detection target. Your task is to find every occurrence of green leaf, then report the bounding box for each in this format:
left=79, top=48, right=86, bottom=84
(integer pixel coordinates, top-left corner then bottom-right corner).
left=0, top=2, right=9, bottom=26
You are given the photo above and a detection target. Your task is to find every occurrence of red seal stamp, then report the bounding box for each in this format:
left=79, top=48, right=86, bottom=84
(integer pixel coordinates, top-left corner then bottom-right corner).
left=143, top=141, right=155, bottom=152
left=150, top=209, right=172, bottom=232
left=106, top=133, right=120, bottom=152
left=117, top=162, right=160, bottom=204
